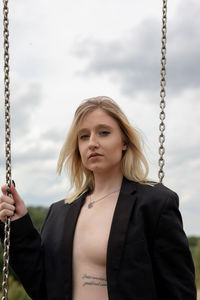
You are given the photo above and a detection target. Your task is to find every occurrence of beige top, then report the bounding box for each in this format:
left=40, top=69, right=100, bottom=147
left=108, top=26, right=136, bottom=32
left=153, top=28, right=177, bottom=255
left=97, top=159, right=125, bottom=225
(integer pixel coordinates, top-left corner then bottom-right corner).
left=72, top=192, right=119, bottom=300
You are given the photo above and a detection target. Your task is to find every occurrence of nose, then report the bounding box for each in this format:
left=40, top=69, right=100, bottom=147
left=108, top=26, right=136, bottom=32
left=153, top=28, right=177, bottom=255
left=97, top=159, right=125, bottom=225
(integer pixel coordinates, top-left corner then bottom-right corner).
left=88, top=133, right=99, bottom=149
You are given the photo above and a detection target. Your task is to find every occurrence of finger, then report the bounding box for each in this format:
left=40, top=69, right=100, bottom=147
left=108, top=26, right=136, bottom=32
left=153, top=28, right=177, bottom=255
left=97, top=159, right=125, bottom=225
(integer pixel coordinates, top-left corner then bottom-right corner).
left=1, top=183, right=16, bottom=196
left=1, top=185, right=10, bottom=196
left=10, top=184, right=23, bottom=204
left=6, top=188, right=12, bottom=196
left=0, top=195, right=15, bottom=205
left=0, top=202, right=15, bottom=212
left=0, top=208, right=15, bottom=221
left=1, top=183, right=22, bottom=205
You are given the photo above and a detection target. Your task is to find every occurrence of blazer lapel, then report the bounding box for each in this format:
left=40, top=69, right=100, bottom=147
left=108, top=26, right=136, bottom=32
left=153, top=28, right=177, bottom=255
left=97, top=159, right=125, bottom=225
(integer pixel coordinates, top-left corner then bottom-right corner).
left=106, top=177, right=137, bottom=300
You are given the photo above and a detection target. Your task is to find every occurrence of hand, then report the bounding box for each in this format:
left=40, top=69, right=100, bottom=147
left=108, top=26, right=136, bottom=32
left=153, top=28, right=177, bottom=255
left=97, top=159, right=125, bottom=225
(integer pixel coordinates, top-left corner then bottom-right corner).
left=0, top=183, right=28, bottom=223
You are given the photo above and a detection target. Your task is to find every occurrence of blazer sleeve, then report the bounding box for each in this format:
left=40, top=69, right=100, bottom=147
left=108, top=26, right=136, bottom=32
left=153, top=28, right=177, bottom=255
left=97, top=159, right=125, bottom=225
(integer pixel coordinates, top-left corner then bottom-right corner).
left=0, top=206, right=53, bottom=300
left=152, top=192, right=197, bottom=300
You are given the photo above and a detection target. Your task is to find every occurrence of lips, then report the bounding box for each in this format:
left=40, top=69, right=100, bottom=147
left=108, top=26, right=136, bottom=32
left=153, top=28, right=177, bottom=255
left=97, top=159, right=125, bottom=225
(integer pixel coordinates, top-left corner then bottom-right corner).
left=88, top=153, right=103, bottom=159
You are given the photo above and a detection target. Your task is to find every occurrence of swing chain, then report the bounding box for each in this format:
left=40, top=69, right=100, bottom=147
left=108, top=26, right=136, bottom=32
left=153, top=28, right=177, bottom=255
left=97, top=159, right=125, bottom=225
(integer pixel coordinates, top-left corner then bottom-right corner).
left=158, top=0, right=167, bottom=183
left=1, top=0, right=12, bottom=299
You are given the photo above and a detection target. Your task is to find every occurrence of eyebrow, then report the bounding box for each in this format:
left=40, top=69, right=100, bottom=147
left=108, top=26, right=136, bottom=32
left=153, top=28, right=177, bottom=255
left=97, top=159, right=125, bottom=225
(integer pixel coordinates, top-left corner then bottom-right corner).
left=78, top=124, right=113, bottom=135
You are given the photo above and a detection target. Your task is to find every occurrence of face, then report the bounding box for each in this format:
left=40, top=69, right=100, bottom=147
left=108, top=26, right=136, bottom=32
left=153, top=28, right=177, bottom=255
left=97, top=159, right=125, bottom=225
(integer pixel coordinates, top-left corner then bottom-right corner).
left=77, top=109, right=127, bottom=175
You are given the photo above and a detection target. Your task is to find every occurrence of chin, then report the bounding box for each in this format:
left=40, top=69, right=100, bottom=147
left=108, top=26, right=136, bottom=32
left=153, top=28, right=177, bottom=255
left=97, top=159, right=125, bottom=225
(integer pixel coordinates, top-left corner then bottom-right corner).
left=84, top=162, right=120, bottom=174
left=91, top=166, right=115, bottom=175
left=86, top=165, right=105, bottom=173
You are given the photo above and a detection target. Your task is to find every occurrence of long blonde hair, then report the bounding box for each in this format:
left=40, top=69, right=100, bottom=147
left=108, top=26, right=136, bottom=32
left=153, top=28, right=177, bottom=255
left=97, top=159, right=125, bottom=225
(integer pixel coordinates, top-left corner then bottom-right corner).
left=57, top=96, right=149, bottom=203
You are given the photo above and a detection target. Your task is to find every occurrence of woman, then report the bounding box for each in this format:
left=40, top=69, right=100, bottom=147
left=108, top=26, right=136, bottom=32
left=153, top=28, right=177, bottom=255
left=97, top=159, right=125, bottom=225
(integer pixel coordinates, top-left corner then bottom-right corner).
left=0, top=96, right=196, bottom=300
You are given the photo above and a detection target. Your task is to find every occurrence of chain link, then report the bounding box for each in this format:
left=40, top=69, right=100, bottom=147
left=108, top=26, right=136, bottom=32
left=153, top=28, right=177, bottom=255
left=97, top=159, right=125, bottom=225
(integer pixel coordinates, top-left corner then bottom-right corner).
left=158, top=0, right=167, bottom=183
left=1, top=0, right=12, bottom=299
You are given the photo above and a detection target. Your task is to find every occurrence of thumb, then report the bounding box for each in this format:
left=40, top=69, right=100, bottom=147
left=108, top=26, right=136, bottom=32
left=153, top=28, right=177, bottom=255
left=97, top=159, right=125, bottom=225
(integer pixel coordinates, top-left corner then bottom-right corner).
left=10, top=184, right=24, bottom=204
left=10, top=183, right=27, bottom=219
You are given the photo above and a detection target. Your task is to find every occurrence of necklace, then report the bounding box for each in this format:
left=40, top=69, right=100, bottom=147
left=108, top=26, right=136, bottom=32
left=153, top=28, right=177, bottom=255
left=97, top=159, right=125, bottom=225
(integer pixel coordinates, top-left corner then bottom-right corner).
left=88, top=189, right=120, bottom=209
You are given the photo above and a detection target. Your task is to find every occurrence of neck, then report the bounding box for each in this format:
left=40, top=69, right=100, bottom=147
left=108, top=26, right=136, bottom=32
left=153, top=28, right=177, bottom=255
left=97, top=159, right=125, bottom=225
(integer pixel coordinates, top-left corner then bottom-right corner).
left=92, top=168, right=123, bottom=197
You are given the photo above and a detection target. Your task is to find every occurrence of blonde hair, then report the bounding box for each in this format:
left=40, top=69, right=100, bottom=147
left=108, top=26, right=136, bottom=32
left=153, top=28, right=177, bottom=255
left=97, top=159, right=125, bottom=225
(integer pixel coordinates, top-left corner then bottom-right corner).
left=57, top=96, right=149, bottom=203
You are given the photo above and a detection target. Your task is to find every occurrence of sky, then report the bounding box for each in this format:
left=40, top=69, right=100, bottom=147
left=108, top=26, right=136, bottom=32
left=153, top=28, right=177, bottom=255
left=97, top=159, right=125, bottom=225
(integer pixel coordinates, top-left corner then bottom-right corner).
left=0, top=0, right=199, bottom=236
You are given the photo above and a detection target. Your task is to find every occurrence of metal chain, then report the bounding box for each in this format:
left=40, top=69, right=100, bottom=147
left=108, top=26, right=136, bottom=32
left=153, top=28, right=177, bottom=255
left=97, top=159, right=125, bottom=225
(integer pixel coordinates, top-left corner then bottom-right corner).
left=158, top=0, right=167, bottom=183
left=1, top=0, right=12, bottom=299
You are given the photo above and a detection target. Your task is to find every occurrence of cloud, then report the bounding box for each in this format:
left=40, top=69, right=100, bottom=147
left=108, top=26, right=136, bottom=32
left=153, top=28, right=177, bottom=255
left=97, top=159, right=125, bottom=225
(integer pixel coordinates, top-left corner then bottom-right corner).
left=167, top=0, right=200, bottom=93
left=12, top=159, right=67, bottom=207
left=41, top=128, right=66, bottom=144
left=72, top=20, right=160, bottom=97
left=72, top=0, right=200, bottom=98
left=11, top=126, right=65, bottom=169
left=11, top=81, right=43, bottom=136
left=0, top=81, right=42, bottom=180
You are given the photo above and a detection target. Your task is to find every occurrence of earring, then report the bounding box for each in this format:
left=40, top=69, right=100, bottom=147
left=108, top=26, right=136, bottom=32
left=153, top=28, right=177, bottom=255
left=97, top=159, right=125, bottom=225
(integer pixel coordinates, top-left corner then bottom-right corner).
left=123, top=143, right=127, bottom=151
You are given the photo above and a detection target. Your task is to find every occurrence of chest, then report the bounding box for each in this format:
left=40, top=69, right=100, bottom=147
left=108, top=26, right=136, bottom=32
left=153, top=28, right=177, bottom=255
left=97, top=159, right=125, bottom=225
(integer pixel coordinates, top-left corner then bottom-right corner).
left=72, top=196, right=118, bottom=266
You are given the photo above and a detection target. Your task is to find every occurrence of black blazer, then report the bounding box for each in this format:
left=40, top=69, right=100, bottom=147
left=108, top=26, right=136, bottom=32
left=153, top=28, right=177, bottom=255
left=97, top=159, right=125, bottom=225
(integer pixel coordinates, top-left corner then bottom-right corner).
left=0, top=177, right=197, bottom=300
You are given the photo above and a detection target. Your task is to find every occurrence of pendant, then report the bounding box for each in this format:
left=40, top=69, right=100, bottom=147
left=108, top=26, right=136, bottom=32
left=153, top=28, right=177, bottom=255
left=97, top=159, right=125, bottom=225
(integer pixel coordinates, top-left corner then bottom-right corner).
left=88, top=202, right=93, bottom=209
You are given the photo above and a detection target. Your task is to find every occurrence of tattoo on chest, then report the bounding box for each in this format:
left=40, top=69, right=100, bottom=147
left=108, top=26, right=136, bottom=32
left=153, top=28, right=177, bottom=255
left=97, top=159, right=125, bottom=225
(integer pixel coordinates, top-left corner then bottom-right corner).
left=82, top=274, right=107, bottom=287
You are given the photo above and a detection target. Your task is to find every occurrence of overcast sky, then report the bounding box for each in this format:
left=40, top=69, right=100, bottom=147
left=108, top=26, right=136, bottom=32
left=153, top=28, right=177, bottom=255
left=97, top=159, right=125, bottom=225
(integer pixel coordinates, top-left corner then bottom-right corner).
left=0, top=0, right=199, bottom=235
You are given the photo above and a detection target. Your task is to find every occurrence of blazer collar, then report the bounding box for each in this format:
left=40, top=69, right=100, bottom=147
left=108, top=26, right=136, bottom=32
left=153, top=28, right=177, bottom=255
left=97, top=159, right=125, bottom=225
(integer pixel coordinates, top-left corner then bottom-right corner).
left=62, top=177, right=137, bottom=299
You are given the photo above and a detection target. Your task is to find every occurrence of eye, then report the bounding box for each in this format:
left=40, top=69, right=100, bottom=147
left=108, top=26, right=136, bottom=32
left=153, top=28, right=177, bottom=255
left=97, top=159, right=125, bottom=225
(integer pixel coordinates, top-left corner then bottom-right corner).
left=80, top=134, right=89, bottom=140
left=100, top=130, right=110, bottom=136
